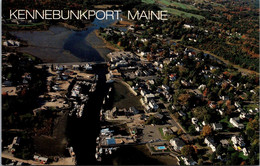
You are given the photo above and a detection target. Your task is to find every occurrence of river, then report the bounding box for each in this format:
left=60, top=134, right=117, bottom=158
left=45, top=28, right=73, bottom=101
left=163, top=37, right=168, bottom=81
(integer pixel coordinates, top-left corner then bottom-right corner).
left=11, top=13, right=122, bottom=63
left=10, top=13, right=178, bottom=165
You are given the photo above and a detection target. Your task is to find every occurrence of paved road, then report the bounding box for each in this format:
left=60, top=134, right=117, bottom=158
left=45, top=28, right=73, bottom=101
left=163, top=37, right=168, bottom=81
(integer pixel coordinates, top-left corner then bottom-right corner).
left=36, top=62, right=107, bottom=67
left=185, top=45, right=259, bottom=76
left=2, top=151, right=42, bottom=165
left=217, top=132, right=240, bottom=135
left=161, top=101, right=194, bottom=142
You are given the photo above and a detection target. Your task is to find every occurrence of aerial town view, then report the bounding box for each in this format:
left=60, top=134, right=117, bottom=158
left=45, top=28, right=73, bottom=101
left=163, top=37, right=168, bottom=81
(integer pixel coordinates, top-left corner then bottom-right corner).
left=1, top=0, right=259, bottom=165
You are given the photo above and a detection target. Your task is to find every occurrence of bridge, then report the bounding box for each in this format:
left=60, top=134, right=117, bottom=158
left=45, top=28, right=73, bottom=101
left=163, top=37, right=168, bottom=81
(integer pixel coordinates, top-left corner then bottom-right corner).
left=36, top=61, right=108, bottom=67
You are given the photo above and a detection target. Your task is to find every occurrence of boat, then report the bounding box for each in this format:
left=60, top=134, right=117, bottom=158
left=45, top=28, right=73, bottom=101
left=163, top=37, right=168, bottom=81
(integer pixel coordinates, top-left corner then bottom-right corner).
left=99, top=148, right=103, bottom=154
left=106, top=80, right=114, bottom=83
left=108, top=148, right=112, bottom=155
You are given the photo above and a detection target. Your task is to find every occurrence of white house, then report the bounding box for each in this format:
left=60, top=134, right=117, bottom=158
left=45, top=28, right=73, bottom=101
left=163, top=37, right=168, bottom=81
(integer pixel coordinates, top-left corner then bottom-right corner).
left=234, top=102, right=241, bottom=108
left=181, top=156, right=197, bottom=165
left=140, top=89, right=147, bottom=97
left=237, top=108, right=243, bottom=112
left=243, top=147, right=248, bottom=156
left=191, top=117, right=198, bottom=124
left=231, top=135, right=245, bottom=150
left=170, top=138, right=185, bottom=152
left=212, top=123, right=223, bottom=131
left=229, top=118, right=244, bottom=129
left=217, top=109, right=224, bottom=115
left=198, top=84, right=206, bottom=91
left=162, top=84, right=170, bottom=91
left=239, top=112, right=247, bottom=119
left=178, top=111, right=186, bottom=117
left=144, top=94, right=155, bottom=103
left=148, top=100, right=159, bottom=111
left=195, top=124, right=202, bottom=132
left=183, top=24, right=194, bottom=29
left=204, top=137, right=216, bottom=152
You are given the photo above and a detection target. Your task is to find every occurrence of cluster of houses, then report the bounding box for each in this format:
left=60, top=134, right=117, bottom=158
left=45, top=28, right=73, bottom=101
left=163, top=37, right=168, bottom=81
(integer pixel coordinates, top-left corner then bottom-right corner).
left=169, top=137, right=198, bottom=165
left=7, top=137, right=20, bottom=153
left=104, top=106, right=139, bottom=120
left=69, top=78, right=97, bottom=118
left=102, top=21, right=259, bottom=162
left=33, top=155, right=48, bottom=164
left=231, top=135, right=248, bottom=156
left=101, top=41, right=258, bottom=165
left=95, top=127, right=136, bottom=161
left=3, top=40, right=20, bottom=47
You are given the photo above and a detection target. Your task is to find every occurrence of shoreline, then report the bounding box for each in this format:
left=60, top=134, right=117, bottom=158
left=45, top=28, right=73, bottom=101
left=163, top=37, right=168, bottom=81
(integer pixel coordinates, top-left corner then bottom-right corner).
left=3, top=21, right=91, bottom=32
left=111, top=20, right=133, bottom=27
left=94, top=29, right=122, bottom=52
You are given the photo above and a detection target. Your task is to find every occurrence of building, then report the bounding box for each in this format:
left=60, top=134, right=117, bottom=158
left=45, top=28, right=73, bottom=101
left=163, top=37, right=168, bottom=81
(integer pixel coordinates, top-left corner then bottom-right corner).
left=144, top=93, right=155, bottom=103
left=148, top=100, right=159, bottom=111
left=170, top=138, right=185, bottom=152
left=180, top=156, right=197, bottom=165
left=231, top=135, right=245, bottom=150
left=204, top=137, right=216, bottom=152
left=129, top=107, right=139, bottom=115
left=191, top=117, right=198, bottom=124
left=162, top=84, right=169, bottom=91
left=195, top=124, right=202, bottom=132
left=229, top=118, right=244, bottom=129
left=101, top=128, right=113, bottom=136
left=162, top=127, right=173, bottom=136
left=34, top=155, right=48, bottom=164
left=212, top=123, right=223, bottom=131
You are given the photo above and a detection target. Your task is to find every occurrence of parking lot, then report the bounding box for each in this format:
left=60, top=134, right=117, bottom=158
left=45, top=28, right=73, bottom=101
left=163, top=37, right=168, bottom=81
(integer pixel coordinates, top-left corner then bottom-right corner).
left=141, top=125, right=168, bottom=143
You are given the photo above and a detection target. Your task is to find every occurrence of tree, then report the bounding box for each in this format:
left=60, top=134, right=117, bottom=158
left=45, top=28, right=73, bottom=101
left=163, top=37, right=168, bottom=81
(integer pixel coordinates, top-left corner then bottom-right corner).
left=201, top=125, right=212, bottom=137
left=198, top=158, right=203, bottom=165
left=247, top=119, right=259, bottom=130
left=246, top=128, right=255, bottom=140
left=181, top=145, right=195, bottom=157
left=210, top=152, right=216, bottom=162
left=188, top=125, right=196, bottom=135
left=177, top=129, right=183, bottom=135
left=230, top=152, right=239, bottom=165
left=216, top=144, right=223, bottom=155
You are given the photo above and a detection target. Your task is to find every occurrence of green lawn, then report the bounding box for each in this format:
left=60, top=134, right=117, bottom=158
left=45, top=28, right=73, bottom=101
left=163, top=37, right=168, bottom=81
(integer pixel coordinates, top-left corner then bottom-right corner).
left=243, top=104, right=258, bottom=111
left=160, top=0, right=172, bottom=6
left=239, top=152, right=248, bottom=160
left=158, top=128, right=175, bottom=141
left=23, top=53, right=37, bottom=61
left=142, top=0, right=155, bottom=4
left=220, top=116, right=234, bottom=129
left=159, top=0, right=197, bottom=10
left=165, top=8, right=205, bottom=19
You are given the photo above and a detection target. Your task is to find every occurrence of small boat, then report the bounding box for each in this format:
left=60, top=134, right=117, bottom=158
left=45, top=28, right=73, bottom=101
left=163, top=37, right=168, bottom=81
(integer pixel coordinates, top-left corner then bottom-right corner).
left=106, top=80, right=114, bottom=83
left=108, top=148, right=112, bottom=155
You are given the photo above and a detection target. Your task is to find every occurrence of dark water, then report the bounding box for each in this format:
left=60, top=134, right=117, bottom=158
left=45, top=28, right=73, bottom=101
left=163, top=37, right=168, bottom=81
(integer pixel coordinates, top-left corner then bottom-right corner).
left=63, top=13, right=119, bottom=61
left=11, top=13, right=123, bottom=62
left=66, top=65, right=109, bottom=165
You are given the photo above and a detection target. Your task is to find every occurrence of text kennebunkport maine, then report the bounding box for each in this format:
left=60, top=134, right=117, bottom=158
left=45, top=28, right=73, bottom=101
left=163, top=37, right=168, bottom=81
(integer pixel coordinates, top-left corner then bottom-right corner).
left=9, top=10, right=168, bottom=20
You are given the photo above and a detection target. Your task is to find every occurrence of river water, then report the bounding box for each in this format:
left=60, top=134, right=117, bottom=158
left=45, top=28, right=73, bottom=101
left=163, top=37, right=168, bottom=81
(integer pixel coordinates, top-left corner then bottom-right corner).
left=10, top=14, right=178, bottom=165
left=11, top=13, right=121, bottom=63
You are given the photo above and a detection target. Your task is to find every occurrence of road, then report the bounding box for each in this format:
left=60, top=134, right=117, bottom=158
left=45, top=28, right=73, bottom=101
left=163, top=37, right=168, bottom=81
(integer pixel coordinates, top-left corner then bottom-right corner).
left=36, top=61, right=108, bottom=67
left=1, top=151, right=42, bottom=165
left=185, top=45, right=259, bottom=76
left=161, top=101, right=194, bottom=142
